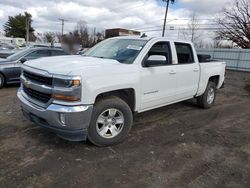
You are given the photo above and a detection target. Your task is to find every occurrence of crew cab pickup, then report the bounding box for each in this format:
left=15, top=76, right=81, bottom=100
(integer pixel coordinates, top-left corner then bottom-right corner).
left=17, top=37, right=226, bottom=146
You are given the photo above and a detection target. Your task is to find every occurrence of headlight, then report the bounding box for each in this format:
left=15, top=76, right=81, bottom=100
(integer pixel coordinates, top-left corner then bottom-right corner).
left=52, top=76, right=82, bottom=102
left=53, top=77, right=81, bottom=88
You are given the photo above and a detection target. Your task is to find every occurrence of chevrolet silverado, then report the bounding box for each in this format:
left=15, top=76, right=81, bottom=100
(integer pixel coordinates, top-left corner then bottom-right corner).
left=17, top=36, right=226, bottom=146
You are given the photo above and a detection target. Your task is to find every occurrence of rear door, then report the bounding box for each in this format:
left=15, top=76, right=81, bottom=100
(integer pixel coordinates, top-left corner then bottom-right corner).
left=140, top=41, right=178, bottom=110
left=174, top=42, right=200, bottom=99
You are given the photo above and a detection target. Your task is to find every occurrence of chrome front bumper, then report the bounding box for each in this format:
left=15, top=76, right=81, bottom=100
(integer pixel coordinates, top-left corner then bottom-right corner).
left=17, top=89, right=93, bottom=141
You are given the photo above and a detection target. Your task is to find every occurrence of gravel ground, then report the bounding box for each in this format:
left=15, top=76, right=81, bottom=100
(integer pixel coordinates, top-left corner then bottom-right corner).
left=0, top=70, right=249, bottom=188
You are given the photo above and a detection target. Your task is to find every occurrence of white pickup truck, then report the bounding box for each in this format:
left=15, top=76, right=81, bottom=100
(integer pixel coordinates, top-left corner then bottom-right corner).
left=17, top=36, right=226, bottom=146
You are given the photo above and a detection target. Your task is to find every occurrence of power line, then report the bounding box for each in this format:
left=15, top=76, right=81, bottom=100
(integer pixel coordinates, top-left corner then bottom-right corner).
left=130, top=18, right=165, bottom=30
left=141, top=27, right=233, bottom=32
left=131, top=18, right=219, bottom=30
left=137, top=24, right=216, bottom=31
left=137, top=22, right=236, bottom=32
left=109, top=2, right=148, bottom=12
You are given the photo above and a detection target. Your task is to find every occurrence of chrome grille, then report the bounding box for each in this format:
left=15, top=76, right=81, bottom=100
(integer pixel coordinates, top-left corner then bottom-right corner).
left=23, top=71, right=52, bottom=86
left=23, top=85, right=51, bottom=103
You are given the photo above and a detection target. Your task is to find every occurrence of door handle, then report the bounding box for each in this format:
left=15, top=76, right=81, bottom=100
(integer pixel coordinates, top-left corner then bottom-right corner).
left=169, top=70, right=176, bottom=75
left=193, top=68, right=199, bottom=72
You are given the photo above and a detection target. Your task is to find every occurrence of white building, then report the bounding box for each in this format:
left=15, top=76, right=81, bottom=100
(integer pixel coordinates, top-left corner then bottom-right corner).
left=0, top=36, right=25, bottom=47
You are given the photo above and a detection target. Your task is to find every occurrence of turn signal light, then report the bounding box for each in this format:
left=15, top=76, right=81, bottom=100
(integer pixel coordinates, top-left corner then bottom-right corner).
left=53, top=94, right=80, bottom=101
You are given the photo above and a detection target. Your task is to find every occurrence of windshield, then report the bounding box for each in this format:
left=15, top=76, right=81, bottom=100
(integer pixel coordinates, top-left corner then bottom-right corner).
left=7, top=48, right=30, bottom=61
left=84, top=39, right=148, bottom=64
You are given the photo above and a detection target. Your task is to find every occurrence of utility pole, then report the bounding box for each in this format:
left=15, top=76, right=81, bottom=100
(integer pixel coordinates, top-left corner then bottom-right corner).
left=162, top=0, right=170, bottom=37
left=26, top=14, right=30, bottom=45
left=162, top=0, right=175, bottom=37
left=59, top=18, right=68, bottom=37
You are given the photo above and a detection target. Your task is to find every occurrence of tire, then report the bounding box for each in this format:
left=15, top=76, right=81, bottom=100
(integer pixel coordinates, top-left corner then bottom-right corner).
left=197, top=81, right=217, bottom=109
left=0, top=74, right=5, bottom=89
left=88, top=96, right=133, bottom=147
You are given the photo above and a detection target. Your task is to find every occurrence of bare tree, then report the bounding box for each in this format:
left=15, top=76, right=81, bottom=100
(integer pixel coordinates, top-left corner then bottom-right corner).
left=181, top=12, right=202, bottom=46
left=213, top=35, right=223, bottom=48
left=75, top=20, right=89, bottom=48
left=44, top=32, right=56, bottom=45
left=55, top=32, right=62, bottom=43
left=61, top=21, right=102, bottom=53
left=96, top=32, right=104, bottom=43
left=189, top=13, right=201, bottom=44
left=217, top=0, right=250, bottom=48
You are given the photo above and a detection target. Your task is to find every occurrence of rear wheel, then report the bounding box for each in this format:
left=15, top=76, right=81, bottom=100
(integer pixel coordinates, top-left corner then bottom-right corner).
left=88, top=96, right=133, bottom=147
left=0, top=74, right=5, bottom=89
left=197, top=81, right=217, bottom=109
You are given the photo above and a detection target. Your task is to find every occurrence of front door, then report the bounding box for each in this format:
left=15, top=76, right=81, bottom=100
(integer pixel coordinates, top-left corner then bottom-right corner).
left=140, top=41, right=178, bottom=110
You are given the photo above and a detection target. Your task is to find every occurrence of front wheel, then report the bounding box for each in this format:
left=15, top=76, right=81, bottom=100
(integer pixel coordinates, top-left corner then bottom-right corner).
left=197, top=82, right=217, bottom=109
left=87, top=96, right=133, bottom=147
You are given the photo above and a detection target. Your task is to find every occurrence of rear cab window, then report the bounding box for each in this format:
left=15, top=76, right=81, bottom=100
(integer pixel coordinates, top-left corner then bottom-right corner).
left=175, top=43, right=194, bottom=64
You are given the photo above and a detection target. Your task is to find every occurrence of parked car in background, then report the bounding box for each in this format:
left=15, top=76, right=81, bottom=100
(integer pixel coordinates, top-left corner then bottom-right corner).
left=0, top=47, right=69, bottom=88
left=77, top=48, right=89, bottom=55
left=17, top=36, right=226, bottom=146
left=0, top=43, right=20, bottom=58
left=0, top=43, right=16, bottom=50
left=0, top=49, right=17, bottom=58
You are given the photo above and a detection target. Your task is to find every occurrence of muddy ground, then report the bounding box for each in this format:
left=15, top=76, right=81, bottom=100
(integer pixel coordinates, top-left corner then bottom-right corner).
left=0, top=70, right=250, bottom=188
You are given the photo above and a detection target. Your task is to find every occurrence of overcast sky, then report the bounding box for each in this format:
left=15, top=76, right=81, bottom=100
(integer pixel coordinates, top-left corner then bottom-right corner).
left=0, top=0, right=230, bottom=39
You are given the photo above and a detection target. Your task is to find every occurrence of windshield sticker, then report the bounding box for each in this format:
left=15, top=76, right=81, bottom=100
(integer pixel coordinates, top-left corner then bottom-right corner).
left=126, top=45, right=142, bottom=51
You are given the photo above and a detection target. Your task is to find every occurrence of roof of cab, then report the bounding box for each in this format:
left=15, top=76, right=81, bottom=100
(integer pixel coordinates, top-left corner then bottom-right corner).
left=109, top=36, right=192, bottom=44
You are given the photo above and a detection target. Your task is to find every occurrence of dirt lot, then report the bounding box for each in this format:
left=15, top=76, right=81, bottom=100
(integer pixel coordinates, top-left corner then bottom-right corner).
left=0, top=70, right=249, bottom=188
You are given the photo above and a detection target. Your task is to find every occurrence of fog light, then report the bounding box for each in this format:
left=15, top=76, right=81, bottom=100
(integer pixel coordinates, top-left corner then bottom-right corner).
left=59, top=113, right=66, bottom=126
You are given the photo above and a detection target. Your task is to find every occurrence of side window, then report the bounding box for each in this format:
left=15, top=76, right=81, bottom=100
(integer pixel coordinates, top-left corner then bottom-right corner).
left=50, top=50, right=67, bottom=56
left=145, top=42, right=171, bottom=66
left=25, top=50, right=50, bottom=60
left=175, top=43, right=194, bottom=64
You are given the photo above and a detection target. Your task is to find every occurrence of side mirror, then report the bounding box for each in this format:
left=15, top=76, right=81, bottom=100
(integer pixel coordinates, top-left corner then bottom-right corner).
left=19, top=58, right=27, bottom=64
left=145, top=55, right=167, bottom=67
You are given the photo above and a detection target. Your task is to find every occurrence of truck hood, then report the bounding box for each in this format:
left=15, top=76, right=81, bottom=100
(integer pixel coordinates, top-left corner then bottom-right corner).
left=24, top=55, right=123, bottom=75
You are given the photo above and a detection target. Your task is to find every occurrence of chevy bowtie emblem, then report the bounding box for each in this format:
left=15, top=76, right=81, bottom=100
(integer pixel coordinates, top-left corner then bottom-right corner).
left=24, top=80, right=31, bottom=88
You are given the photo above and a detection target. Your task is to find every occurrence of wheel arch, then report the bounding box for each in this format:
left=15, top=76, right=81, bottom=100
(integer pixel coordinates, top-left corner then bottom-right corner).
left=208, top=75, right=220, bottom=88
left=95, top=88, right=136, bottom=112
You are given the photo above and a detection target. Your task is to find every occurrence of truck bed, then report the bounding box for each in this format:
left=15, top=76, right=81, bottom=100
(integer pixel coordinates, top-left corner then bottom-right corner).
left=196, top=61, right=226, bottom=96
